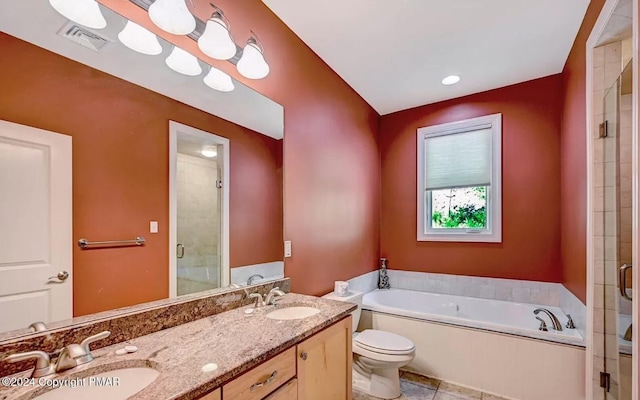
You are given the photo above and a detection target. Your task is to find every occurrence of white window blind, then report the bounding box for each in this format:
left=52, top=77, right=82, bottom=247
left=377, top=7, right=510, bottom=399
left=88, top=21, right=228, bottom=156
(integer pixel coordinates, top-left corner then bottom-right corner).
left=423, top=128, right=492, bottom=191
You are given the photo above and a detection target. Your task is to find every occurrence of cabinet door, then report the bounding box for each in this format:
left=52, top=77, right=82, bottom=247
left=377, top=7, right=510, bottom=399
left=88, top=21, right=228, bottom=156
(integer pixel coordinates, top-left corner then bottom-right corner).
left=297, top=316, right=352, bottom=400
left=198, top=388, right=221, bottom=400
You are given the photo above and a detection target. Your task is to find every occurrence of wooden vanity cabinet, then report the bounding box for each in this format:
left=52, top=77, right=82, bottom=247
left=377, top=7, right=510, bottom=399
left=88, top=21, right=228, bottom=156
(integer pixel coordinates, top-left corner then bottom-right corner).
left=200, top=316, right=352, bottom=400
left=199, top=388, right=221, bottom=400
left=296, top=316, right=352, bottom=400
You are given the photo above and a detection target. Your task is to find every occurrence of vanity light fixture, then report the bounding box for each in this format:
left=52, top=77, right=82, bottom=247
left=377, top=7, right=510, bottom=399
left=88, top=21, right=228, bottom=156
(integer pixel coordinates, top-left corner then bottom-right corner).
left=237, top=33, right=270, bottom=79
left=148, top=0, right=196, bottom=35
left=201, top=147, right=218, bottom=158
left=118, top=20, right=163, bottom=56
left=441, top=75, right=461, bottom=85
left=49, top=0, right=107, bottom=29
left=197, top=4, right=237, bottom=60
left=203, top=66, right=235, bottom=92
left=166, top=46, right=203, bottom=76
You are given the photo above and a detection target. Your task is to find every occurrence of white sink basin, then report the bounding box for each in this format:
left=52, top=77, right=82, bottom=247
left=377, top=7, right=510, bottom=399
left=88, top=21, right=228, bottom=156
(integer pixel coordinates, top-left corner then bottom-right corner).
left=32, top=367, right=159, bottom=400
left=266, top=306, right=320, bottom=320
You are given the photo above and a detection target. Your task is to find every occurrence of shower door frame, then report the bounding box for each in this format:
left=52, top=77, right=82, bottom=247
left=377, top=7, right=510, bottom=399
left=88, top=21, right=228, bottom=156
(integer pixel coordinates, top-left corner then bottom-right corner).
left=587, top=0, right=639, bottom=398
left=168, top=121, right=230, bottom=298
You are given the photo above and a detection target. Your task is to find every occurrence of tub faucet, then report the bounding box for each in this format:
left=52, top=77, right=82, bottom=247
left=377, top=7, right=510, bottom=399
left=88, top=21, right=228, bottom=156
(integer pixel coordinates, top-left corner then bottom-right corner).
left=533, top=308, right=563, bottom=331
left=247, top=274, right=264, bottom=285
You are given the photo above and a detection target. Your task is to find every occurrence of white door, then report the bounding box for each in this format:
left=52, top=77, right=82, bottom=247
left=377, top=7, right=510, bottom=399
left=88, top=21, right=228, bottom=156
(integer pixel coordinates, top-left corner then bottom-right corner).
left=0, top=120, right=72, bottom=333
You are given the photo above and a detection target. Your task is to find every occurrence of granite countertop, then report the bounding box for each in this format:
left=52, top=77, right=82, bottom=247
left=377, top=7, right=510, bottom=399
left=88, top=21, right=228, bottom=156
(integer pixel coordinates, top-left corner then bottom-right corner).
left=1, top=293, right=356, bottom=400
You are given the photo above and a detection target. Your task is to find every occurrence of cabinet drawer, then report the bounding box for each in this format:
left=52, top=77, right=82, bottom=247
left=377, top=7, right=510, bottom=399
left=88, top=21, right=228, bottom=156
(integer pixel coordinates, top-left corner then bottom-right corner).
left=223, top=347, right=296, bottom=400
left=264, top=379, right=297, bottom=400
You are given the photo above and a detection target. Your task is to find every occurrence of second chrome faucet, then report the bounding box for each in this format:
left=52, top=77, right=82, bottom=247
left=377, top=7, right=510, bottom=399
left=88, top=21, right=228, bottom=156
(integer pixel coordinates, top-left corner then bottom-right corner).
left=4, top=331, right=111, bottom=378
left=533, top=309, right=562, bottom=331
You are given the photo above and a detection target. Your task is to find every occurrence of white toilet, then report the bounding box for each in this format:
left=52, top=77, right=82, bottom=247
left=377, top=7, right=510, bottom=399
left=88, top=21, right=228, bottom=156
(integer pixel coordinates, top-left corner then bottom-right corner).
left=323, top=291, right=415, bottom=399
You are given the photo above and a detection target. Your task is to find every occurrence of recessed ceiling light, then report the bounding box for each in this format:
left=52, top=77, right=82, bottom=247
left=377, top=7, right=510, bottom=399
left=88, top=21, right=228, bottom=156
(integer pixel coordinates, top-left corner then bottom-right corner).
left=442, top=75, right=461, bottom=85
left=201, top=147, right=217, bottom=158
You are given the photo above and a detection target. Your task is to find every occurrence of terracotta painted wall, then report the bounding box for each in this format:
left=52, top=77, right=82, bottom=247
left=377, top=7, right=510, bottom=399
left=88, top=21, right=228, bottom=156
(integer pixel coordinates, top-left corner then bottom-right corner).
left=560, top=0, right=606, bottom=304
left=0, top=33, right=283, bottom=316
left=97, top=0, right=381, bottom=297
left=379, top=75, right=564, bottom=282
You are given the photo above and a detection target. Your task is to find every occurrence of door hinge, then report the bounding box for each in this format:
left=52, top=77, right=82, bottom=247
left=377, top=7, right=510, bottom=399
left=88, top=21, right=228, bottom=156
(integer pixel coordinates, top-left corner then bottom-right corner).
left=216, top=180, right=223, bottom=189
left=599, top=121, right=608, bottom=138
left=600, top=371, right=610, bottom=391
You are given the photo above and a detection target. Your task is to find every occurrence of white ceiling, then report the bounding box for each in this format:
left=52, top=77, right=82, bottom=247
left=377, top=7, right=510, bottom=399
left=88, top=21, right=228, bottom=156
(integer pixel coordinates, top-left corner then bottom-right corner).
left=263, top=0, right=591, bottom=115
left=0, top=1, right=284, bottom=139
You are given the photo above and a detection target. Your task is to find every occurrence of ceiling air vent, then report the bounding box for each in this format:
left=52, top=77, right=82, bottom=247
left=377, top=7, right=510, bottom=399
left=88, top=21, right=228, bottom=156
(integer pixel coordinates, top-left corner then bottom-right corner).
left=57, top=23, right=109, bottom=51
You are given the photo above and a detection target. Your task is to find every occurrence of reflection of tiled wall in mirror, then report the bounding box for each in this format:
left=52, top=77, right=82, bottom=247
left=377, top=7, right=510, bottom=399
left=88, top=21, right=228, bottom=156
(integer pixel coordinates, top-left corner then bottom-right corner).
left=176, top=153, right=221, bottom=295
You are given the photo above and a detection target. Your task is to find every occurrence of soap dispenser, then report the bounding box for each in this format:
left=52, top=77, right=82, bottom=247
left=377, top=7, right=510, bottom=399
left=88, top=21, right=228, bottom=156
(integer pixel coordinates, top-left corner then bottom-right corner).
left=378, top=258, right=390, bottom=289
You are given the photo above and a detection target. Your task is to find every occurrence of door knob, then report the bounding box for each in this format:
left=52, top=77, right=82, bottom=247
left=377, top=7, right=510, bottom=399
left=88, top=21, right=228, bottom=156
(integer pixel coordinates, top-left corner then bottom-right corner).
left=300, top=352, right=308, bottom=361
left=48, top=271, right=69, bottom=282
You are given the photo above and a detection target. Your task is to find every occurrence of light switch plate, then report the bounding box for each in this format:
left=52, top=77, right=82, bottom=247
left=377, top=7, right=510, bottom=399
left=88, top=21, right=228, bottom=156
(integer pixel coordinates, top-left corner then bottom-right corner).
left=150, top=221, right=158, bottom=233
left=284, top=240, right=292, bottom=258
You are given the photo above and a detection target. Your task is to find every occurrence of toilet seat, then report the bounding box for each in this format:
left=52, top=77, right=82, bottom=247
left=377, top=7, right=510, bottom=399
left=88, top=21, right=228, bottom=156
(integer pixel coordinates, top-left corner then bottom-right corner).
left=354, top=329, right=415, bottom=355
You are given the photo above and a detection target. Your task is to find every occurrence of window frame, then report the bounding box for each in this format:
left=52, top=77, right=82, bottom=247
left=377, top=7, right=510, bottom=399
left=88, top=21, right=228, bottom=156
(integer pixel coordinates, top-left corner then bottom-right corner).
left=416, top=113, right=502, bottom=243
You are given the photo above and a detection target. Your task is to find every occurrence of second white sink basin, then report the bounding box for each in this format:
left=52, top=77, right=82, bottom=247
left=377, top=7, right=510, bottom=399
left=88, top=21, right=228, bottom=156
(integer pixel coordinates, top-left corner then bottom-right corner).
left=32, top=367, right=159, bottom=400
left=266, top=306, right=320, bottom=320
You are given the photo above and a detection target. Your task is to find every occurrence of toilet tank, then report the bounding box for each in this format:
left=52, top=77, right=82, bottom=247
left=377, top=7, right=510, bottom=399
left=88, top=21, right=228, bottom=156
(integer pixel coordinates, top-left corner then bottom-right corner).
left=322, top=290, right=364, bottom=333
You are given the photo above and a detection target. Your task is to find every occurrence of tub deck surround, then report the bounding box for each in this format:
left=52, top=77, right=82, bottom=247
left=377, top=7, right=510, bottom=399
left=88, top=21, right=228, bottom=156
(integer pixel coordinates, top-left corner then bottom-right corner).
left=349, top=269, right=587, bottom=340
left=363, top=289, right=584, bottom=347
left=0, top=279, right=290, bottom=378
left=0, top=293, right=356, bottom=400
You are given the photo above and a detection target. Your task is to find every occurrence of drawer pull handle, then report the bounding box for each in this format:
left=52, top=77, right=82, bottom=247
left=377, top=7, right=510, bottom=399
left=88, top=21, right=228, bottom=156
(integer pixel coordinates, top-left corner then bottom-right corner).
left=250, top=370, right=278, bottom=391
left=300, top=352, right=308, bottom=361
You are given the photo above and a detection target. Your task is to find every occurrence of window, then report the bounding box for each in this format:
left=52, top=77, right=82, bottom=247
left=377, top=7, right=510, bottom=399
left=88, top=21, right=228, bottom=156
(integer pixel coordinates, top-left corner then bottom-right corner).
left=417, top=113, right=502, bottom=242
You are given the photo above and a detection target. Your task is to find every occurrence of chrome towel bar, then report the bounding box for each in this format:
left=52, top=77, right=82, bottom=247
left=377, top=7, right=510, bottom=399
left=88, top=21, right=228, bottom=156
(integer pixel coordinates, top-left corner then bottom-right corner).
left=78, top=236, right=145, bottom=249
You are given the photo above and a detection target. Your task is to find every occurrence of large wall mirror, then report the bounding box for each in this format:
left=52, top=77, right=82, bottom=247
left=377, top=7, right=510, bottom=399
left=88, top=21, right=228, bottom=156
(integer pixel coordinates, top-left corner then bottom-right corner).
left=0, top=1, right=284, bottom=339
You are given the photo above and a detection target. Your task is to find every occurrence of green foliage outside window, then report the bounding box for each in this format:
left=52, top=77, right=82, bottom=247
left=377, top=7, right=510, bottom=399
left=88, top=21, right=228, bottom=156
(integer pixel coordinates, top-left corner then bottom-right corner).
left=431, top=187, right=487, bottom=229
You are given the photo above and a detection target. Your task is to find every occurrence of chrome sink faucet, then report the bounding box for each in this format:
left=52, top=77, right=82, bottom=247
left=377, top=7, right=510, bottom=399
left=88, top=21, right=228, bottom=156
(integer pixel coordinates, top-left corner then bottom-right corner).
left=4, top=331, right=110, bottom=377
left=56, top=331, right=111, bottom=372
left=265, top=288, right=285, bottom=305
left=533, top=309, right=563, bottom=331
left=4, top=351, right=55, bottom=378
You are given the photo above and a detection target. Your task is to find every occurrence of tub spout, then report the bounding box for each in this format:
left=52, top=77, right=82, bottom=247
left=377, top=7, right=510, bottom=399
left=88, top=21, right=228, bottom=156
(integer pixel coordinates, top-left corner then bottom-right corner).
left=533, top=308, right=563, bottom=331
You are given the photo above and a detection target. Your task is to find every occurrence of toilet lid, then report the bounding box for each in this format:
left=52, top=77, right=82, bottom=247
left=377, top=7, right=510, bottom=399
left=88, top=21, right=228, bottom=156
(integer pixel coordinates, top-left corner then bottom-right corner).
left=354, top=330, right=415, bottom=354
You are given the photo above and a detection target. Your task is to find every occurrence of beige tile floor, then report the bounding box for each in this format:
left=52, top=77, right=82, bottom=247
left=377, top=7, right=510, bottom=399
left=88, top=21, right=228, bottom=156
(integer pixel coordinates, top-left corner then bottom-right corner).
left=353, top=371, right=508, bottom=400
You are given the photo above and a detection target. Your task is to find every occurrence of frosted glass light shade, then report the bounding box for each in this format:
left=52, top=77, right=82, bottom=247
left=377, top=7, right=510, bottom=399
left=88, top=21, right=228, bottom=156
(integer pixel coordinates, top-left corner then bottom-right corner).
left=165, top=46, right=202, bottom=76
left=49, top=0, right=106, bottom=29
left=203, top=67, right=234, bottom=92
left=148, top=0, right=195, bottom=35
left=197, top=17, right=236, bottom=60
left=118, top=21, right=162, bottom=55
left=237, top=41, right=269, bottom=79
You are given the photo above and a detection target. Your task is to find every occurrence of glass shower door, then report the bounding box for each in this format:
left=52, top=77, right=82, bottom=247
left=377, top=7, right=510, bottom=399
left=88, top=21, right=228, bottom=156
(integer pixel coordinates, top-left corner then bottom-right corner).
left=598, top=60, right=633, bottom=400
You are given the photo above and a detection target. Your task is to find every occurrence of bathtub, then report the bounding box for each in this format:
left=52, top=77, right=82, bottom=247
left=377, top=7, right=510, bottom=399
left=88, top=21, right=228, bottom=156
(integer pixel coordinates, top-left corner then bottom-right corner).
left=362, top=288, right=583, bottom=346
left=358, top=288, right=586, bottom=400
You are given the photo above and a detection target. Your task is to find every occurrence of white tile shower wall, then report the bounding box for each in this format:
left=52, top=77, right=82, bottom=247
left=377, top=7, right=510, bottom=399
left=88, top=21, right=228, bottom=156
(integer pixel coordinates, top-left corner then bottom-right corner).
left=346, top=270, right=379, bottom=294
left=230, top=261, right=284, bottom=286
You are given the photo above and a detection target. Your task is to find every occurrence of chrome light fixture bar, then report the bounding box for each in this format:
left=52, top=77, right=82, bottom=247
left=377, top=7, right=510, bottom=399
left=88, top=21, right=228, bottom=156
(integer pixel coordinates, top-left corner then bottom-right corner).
left=129, top=0, right=242, bottom=64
